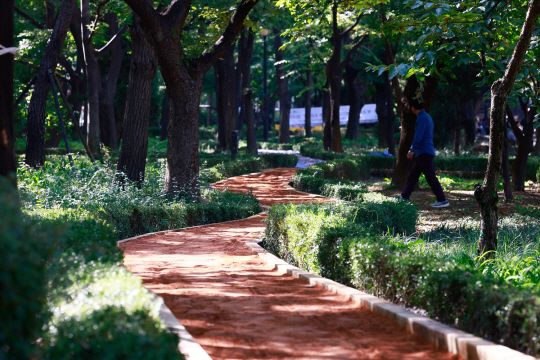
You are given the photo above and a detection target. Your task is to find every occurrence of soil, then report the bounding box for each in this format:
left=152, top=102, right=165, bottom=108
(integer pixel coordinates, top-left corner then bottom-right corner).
left=121, top=168, right=457, bottom=359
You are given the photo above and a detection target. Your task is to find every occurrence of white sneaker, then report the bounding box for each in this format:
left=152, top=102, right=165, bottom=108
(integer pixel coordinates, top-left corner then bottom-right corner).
left=431, top=200, right=449, bottom=208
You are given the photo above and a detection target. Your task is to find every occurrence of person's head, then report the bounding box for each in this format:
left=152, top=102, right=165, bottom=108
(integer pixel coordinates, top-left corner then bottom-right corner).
left=408, top=97, right=424, bottom=115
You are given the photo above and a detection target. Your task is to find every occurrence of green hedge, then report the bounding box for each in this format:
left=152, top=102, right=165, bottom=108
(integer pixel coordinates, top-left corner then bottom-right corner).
left=0, top=181, right=54, bottom=358
left=300, top=142, right=540, bottom=181
left=264, top=202, right=540, bottom=356
left=13, top=156, right=264, bottom=359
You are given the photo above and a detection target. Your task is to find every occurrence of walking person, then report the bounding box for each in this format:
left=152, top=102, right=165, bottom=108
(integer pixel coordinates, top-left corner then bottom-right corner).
left=400, top=98, right=449, bottom=208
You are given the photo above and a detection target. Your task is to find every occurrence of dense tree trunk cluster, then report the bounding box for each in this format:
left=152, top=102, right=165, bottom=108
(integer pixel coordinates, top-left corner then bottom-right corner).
left=124, top=0, right=258, bottom=197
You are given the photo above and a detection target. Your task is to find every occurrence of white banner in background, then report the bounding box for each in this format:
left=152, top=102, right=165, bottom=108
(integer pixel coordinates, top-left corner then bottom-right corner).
left=288, top=104, right=378, bottom=128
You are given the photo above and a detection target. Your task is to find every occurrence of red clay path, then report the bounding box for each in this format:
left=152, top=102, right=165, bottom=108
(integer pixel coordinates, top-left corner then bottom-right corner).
left=120, top=168, right=457, bottom=359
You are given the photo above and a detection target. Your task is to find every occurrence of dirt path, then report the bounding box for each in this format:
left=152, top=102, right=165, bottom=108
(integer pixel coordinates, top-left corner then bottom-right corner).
left=121, top=168, right=456, bottom=359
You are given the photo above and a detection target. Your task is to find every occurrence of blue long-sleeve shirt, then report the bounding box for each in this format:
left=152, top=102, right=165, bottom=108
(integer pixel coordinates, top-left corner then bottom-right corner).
left=411, top=110, right=435, bottom=157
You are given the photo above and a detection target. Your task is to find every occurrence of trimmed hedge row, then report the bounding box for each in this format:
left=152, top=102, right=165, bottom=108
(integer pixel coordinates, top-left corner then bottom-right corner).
left=264, top=202, right=540, bottom=356
left=291, top=158, right=370, bottom=200
left=300, top=142, right=540, bottom=180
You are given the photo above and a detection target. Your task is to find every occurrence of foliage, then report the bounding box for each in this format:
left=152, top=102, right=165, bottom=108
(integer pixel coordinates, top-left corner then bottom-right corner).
left=265, top=202, right=540, bottom=356
left=0, top=180, right=55, bottom=359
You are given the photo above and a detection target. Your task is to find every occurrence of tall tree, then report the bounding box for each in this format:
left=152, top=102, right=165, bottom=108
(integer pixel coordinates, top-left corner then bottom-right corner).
left=238, top=28, right=257, bottom=155
left=215, top=46, right=237, bottom=152
left=475, top=0, right=539, bottom=257
left=100, top=12, right=124, bottom=150
left=124, top=0, right=259, bottom=197
left=274, top=30, right=290, bottom=144
left=117, top=20, right=156, bottom=184
left=25, top=0, right=75, bottom=167
left=0, top=0, right=17, bottom=185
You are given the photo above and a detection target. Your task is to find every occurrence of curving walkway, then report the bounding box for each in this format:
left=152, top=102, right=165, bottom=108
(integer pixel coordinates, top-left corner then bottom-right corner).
left=120, top=168, right=456, bottom=359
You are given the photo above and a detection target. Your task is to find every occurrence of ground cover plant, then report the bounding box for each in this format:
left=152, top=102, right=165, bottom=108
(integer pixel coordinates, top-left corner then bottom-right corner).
left=2, top=154, right=265, bottom=358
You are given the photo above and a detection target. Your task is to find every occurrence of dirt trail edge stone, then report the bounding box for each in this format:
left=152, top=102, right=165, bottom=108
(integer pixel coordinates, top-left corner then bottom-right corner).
left=119, top=168, right=534, bottom=360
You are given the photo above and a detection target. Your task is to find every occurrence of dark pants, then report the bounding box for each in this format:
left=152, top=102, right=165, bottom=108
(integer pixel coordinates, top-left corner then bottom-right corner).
left=401, top=155, right=446, bottom=202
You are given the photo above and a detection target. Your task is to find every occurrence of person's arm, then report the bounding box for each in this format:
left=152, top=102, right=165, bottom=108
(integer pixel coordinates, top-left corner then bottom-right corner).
left=411, top=114, right=427, bottom=153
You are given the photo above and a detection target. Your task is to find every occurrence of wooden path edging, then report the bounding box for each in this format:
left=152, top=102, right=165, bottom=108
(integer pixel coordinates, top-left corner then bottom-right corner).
left=243, top=238, right=536, bottom=360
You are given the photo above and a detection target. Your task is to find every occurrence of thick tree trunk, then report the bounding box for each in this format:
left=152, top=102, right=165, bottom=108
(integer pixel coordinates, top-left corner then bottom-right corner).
left=160, top=94, right=169, bottom=140
left=262, top=34, right=270, bottom=141
left=100, top=12, right=124, bottom=150
left=391, top=75, right=437, bottom=188
left=304, top=68, right=312, bottom=138
left=322, top=87, right=331, bottom=150
left=0, top=0, right=17, bottom=185
left=274, top=31, right=290, bottom=144
left=165, top=75, right=203, bottom=197
left=25, top=0, right=74, bottom=167
left=475, top=0, right=539, bottom=257
left=215, top=46, right=236, bottom=151
left=453, top=118, right=461, bottom=155
left=124, top=0, right=257, bottom=196
left=344, top=65, right=363, bottom=140
left=81, top=0, right=101, bottom=157
left=375, top=78, right=395, bottom=154
left=238, top=29, right=257, bottom=154
left=326, top=2, right=343, bottom=152
left=117, top=21, right=156, bottom=184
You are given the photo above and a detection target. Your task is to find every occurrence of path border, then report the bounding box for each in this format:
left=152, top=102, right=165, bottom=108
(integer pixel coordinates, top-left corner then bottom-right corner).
left=243, top=238, right=535, bottom=360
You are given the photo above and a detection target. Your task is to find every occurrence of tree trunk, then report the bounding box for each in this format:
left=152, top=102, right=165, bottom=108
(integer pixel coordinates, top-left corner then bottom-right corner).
left=375, top=78, right=395, bottom=154
left=326, top=1, right=343, bottom=152
left=215, top=46, right=236, bottom=151
left=322, top=87, right=331, bottom=150
left=502, top=124, right=513, bottom=202
left=391, top=75, right=437, bottom=188
left=510, top=103, right=535, bottom=191
left=124, top=0, right=257, bottom=196
left=100, top=12, right=124, bottom=150
left=160, top=94, right=169, bottom=140
left=304, top=68, right=312, bottom=138
left=274, top=31, right=290, bottom=144
left=453, top=116, right=461, bottom=155
left=238, top=29, right=257, bottom=155
left=117, top=20, right=156, bottom=184
left=0, top=0, right=17, bottom=185
left=475, top=0, right=539, bottom=257
left=81, top=0, right=101, bottom=157
left=25, top=0, right=74, bottom=167
left=344, top=64, right=363, bottom=140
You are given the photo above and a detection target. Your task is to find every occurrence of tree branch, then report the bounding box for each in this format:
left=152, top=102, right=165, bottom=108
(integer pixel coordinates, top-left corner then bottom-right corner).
left=162, top=0, right=192, bottom=32
left=123, top=0, right=162, bottom=38
left=96, top=24, right=127, bottom=54
left=340, top=14, right=363, bottom=38
left=341, top=35, right=367, bottom=68
left=15, top=7, right=46, bottom=29
left=193, top=0, right=259, bottom=73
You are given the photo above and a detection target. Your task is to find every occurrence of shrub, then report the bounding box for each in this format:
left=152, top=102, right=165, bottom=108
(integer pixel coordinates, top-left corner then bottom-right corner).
left=44, top=268, right=181, bottom=360
left=0, top=181, right=56, bottom=359
left=264, top=201, right=540, bottom=356
left=260, top=153, right=298, bottom=168
left=299, top=142, right=346, bottom=160
left=353, top=193, right=417, bottom=234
